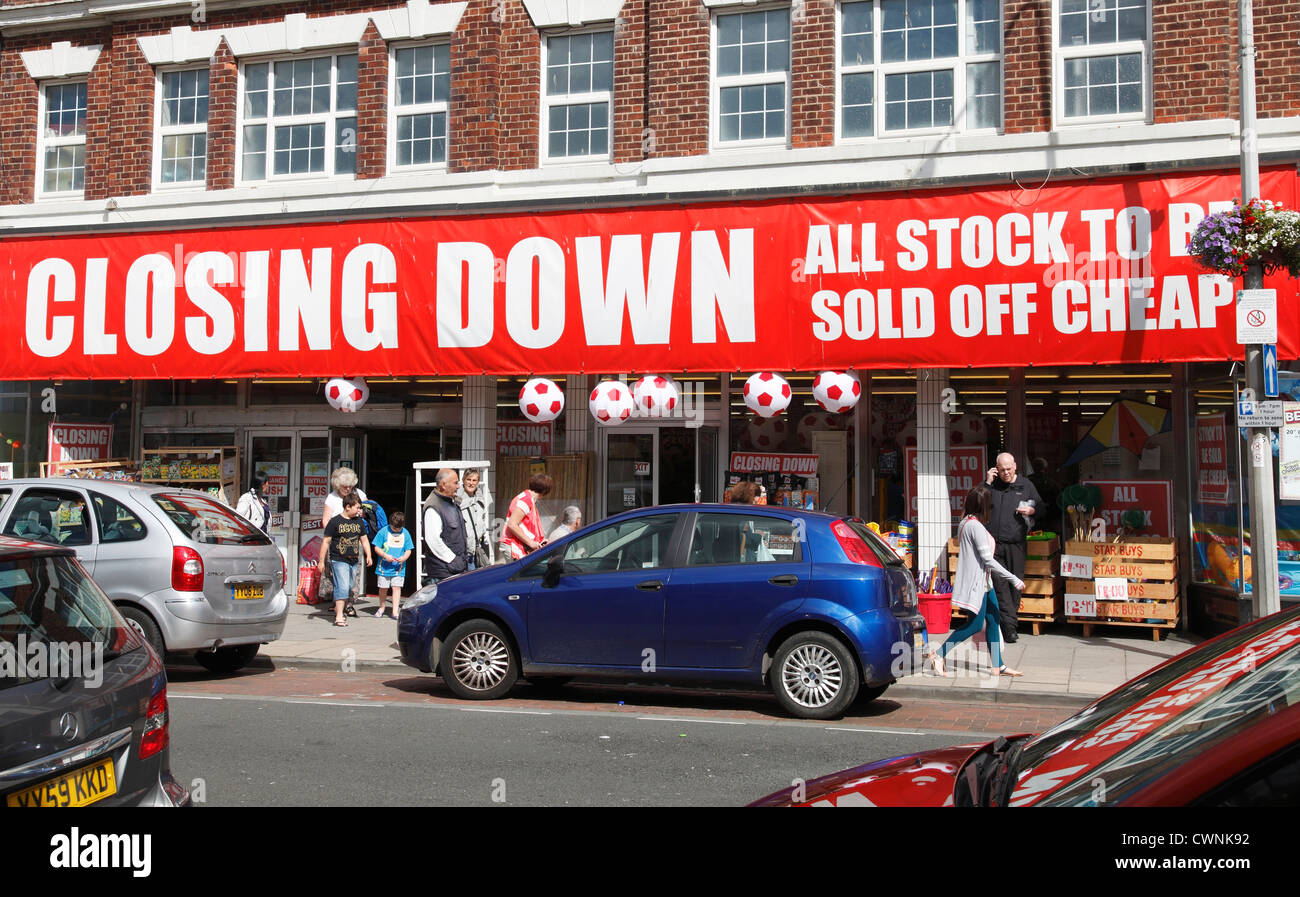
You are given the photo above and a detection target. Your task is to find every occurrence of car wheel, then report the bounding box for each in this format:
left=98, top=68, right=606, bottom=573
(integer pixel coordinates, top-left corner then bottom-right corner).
left=856, top=683, right=890, bottom=704
left=440, top=620, right=518, bottom=700
left=771, top=631, right=860, bottom=720
left=120, top=606, right=165, bottom=660
left=194, top=644, right=260, bottom=675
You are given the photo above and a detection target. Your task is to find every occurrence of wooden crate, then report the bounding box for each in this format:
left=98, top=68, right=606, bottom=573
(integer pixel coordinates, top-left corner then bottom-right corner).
left=1064, top=537, right=1176, bottom=561
left=1063, top=540, right=1180, bottom=639
left=1017, top=592, right=1062, bottom=635
left=1026, top=536, right=1061, bottom=557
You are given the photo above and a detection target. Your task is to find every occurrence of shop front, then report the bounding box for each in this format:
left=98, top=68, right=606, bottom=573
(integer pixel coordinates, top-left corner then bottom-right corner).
left=4, top=165, right=1299, bottom=632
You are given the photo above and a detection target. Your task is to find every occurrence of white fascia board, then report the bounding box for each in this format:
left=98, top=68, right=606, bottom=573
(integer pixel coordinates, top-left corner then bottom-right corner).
left=22, top=41, right=103, bottom=78
left=700, top=0, right=764, bottom=7
left=523, top=0, right=625, bottom=28
left=5, top=117, right=1297, bottom=233
left=136, top=2, right=467, bottom=64
left=137, top=27, right=224, bottom=65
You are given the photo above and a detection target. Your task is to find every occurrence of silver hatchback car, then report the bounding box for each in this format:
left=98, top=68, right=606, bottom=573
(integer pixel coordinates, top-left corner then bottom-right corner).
left=0, top=479, right=287, bottom=673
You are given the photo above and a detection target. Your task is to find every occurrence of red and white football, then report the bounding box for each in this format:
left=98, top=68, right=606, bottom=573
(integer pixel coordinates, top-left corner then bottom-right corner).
left=632, top=374, right=681, bottom=419
left=325, top=376, right=369, bottom=413
left=743, top=372, right=792, bottom=418
left=812, top=370, right=862, bottom=414
left=589, top=379, right=635, bottom=426
left=518, top=377, right=565, bottom=422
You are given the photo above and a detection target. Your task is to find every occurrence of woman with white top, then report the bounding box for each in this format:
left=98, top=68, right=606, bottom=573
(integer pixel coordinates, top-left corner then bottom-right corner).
left=322, top=467, right=367, bottom=617
left=930, top=484, right=1025, bottom=678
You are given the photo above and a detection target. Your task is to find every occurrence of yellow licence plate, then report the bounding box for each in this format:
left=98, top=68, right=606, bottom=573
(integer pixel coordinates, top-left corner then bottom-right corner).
left=232, top=583, right=265, bottom=601
left=7, top=757, right=117, bottom=807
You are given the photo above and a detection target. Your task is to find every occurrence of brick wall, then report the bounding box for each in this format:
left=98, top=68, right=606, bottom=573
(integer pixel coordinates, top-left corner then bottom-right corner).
left=3, top=0, right=1300, bottom=209
left=791, top=0, right=834, bottom=148
left=1153, top=1, right=1235, bottom=123
left=647, top=0, right=709, bottom=157
left=1003, top=0, right=1050, bottom=134
left=356, top=19, right=387, bottom=179
left=450, top=0, right=501, bottom=171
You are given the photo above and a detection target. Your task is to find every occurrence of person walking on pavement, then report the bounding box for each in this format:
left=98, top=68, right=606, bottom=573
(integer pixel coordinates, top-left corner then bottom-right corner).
left=423, top=468, right=471, bottom=585
left=985, top=452, right=1042, bottom=643
left=235, top=472, right=271, bottom=533
left=929, top=485, right=1025, bottom=678
left=322, top=467, right=367, bottom=617
left=318, top=493, right=373, bottom=627
left=499, top=473, right=552, bottom=562
left=373, top=510, right=413, bottom=619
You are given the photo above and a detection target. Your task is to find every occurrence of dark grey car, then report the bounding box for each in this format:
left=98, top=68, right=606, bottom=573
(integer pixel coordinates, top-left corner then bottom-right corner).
left=0, top=537, right=189, bottom=807
left=0, top=479, right=287, bottom=673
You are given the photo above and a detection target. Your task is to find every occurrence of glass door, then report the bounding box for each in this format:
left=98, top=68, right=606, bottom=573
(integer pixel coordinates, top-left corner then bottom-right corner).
left=247, top=429, right=330, bottom=592
left=603, top=426, right=721, bottom=516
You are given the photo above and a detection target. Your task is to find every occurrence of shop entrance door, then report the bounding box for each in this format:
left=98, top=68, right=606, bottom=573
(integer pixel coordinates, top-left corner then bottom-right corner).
left=603, top=426, right=718, bottom=517
left=246, top=428, right=366, bottom=591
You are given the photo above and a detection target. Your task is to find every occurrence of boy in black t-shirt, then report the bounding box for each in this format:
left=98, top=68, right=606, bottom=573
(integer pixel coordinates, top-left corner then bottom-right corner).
left=318, top=493, right=373, bottom=627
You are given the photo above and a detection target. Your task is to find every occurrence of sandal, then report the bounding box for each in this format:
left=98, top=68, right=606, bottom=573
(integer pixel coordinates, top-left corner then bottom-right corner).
left=994, top=665, right=1023, bottom=678
left=334, top=619, right=348, bottom=627
left=928, top=651, right=946, bottom=676
left=374, top=609, right=385, bottom=618
left=344, top=603, right=358, bottom=618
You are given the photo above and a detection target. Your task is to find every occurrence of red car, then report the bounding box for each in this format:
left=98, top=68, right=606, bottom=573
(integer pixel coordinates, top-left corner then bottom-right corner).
left=752, top=604, right=1300, bottom=807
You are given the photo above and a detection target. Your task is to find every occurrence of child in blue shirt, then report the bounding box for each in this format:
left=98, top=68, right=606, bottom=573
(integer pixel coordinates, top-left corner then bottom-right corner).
left=373, top=511, right=414, bottom=619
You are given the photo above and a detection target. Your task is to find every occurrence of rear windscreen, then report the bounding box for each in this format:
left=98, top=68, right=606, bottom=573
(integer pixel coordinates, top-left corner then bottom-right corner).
left=153, top=493, right=271, bottom=546
left=843, top=519, right=906, bottom=567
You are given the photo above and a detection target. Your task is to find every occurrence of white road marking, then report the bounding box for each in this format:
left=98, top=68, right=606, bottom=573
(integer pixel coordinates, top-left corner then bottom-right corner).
left=460, top=707, right=552, bottom=715
left=636, top=716, right=746, bottom=725
left=828, top=727, right=926, bottom=735
left=172, top=694, right=224, bottom=700
left=288, top=700, right=371, bottom=707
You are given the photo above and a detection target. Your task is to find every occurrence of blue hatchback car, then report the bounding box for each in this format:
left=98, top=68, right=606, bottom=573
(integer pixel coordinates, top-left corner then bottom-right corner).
left=398, top=504, right=925, bottom=719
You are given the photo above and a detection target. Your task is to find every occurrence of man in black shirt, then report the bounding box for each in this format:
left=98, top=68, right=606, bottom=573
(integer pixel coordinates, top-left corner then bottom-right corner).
left=985, top=452, right=1042, bottom=644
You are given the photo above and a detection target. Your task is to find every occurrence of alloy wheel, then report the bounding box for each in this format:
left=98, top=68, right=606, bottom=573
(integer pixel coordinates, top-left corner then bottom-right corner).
left=450, top=631, right=511, bottom=691
left=781, top=643, right=844, bottom=708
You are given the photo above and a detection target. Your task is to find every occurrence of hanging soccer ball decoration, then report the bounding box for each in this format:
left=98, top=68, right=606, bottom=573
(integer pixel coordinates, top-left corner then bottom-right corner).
left=743, top=372, right=791, bottom=418
left=632, top=374, right=681, bottom=419
left=812, top=370, right=861, bottom=414
left=589, top=380, right=635, bottom=426
left=325, top=376, right=369, bottom=413
left=519, top=377, right=564, bottom=423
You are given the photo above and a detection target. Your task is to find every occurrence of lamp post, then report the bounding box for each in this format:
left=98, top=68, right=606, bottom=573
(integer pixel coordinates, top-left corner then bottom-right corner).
left=1239, top=0, right=1280, bottom=622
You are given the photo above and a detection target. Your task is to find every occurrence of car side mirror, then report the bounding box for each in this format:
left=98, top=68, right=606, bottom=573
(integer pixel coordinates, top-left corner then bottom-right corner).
left=541, top=555, right=567, bottom=589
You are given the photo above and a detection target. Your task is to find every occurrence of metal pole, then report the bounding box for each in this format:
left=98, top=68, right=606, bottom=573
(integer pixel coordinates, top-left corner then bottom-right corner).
left=1239, top=0, right=1280, bottom=620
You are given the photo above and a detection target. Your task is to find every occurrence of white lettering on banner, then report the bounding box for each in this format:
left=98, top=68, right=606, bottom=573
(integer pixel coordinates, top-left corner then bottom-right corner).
left=184, top=251, right=236, bottom=355
left=340, top=244, right=398, bottom=351
left=802, top=224, right=886, bottom=275
left=83, top=258, right=114, bottom=355
left=1050, top=274, right=1231, bottom=335
left=891, top=213, right=1070, bottom=272
left=810, top=288, right=935, bottom=341
left=691, top=229, right=755, bottom=344
left=27, top=258, right=76, bottom=357
left=437, top=242, right=494, bottom=348
left=243, top=251, right=269, bottom=352
left=575, top=233, right=680, bottom=345
left=124, top=254, right=175, bottom=356
left=279, top=248, right=331, bottom=352
left=505, top=237, right=566, bottom=349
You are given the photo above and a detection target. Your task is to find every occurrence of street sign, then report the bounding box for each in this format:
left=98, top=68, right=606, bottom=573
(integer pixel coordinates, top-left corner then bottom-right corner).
left=1264, top=344, right=1279, bottom=397
left=1237, top=289, right=1278, bottom=344
left=1238, top=399, right=1285, bottom=428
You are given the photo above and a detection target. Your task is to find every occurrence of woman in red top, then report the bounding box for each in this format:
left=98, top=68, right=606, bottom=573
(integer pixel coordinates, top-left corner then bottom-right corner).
left=500, top=474, right=553, bottom=561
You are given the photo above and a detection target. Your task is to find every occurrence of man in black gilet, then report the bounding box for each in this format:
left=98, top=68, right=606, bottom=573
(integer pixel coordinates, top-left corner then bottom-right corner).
left=985, top=452, right=1042, bottom=644
left=423, top=468, right=469, bottom=585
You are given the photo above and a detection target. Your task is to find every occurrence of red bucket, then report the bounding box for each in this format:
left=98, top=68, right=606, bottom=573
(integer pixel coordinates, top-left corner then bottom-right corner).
left=918, top=592, right=951, bottom=636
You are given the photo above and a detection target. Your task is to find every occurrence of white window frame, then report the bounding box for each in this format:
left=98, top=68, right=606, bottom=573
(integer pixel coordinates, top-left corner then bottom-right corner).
left=235, top=50, right=359, bottom=185
left=388, top=41, right=451, bottom=172
left=835, top=0, right=1003, bottom=142
left=711, top=5, right=792, bottom=149
left=153, top=64, right=211, bottom=189
left=36, top=78, right=88, bottom=199
left=540, top=27, right=615, bottom=164
left=1052, top=0, right=1152, bottom=127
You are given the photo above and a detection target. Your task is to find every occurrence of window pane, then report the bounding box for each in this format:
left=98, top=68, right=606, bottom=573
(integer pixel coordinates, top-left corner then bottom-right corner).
left=336, top=54, right=357, bottom=111
left=244, top=64, right=268, bottom=118
left=842, top=0, right=873, bottom=66
left=242, top=124, right=266, bottom=179
left=966, top=61, right=1000, bottom=129
left=335, top=116, right=356, bottom=175
left=44, top=83, right=87, bottom=138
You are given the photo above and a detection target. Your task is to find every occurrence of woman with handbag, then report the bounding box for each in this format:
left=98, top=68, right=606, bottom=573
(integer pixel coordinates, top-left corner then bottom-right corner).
left=459, top=468, right=494, bottom=569
left=930, top=484, right=1025, bottom=678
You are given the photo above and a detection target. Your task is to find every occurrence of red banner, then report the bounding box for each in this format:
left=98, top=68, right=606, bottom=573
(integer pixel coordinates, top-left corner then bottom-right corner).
left=1086, top=480, right=1174, bottom=537
left=4, top=168, right=1298, bottom=380
left=46, top=422, right=113, bottom=466
left=729, top=452, right=819, bottom=475
left=904, top=445, right=988, bottom=522
left=1195, top=414, right=1229, bottom=506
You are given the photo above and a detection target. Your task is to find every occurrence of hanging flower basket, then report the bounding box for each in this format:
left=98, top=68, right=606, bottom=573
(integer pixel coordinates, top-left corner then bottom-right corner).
left=1187, top=198, right=1300, bottom=279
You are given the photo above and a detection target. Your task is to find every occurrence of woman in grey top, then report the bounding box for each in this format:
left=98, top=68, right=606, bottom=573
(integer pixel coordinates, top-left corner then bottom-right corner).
left=929, top=484, right=1025, bottom=678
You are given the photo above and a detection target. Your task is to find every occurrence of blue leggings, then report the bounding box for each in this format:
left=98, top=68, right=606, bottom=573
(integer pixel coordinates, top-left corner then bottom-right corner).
left=938, top=588, right=1003, bottom=669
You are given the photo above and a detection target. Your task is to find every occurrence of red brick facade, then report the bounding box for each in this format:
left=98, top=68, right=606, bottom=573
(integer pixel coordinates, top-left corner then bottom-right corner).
left=1, top=0, right=1298, bottom=207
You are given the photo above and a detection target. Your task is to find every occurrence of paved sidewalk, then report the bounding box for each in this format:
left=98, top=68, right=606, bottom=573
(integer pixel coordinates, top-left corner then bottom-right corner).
left=257, top=597, right=1201, bottom=709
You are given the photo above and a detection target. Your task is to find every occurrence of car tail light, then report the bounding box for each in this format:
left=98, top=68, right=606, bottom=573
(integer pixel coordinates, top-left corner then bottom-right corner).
left=140, top=688, right=170, bottom=759
left=831, top=520, right=883, bottom=567
left=172, top=546, right=204, bottom=591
